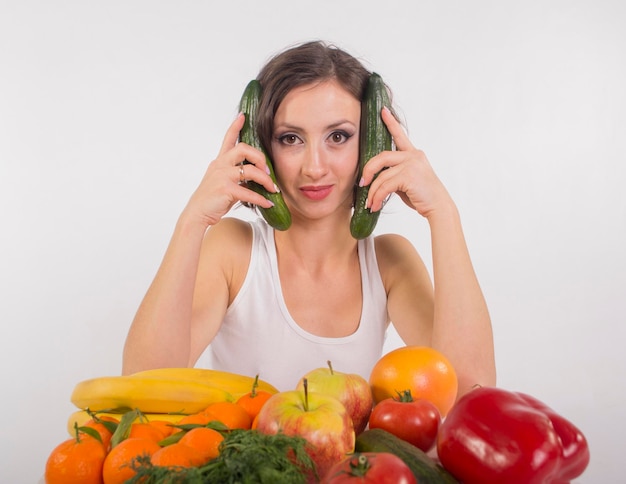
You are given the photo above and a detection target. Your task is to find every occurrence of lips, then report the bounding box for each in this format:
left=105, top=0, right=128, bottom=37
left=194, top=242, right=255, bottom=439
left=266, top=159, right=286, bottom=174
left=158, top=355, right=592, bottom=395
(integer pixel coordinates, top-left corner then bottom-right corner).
left=300, top=185, right=333, bottom=201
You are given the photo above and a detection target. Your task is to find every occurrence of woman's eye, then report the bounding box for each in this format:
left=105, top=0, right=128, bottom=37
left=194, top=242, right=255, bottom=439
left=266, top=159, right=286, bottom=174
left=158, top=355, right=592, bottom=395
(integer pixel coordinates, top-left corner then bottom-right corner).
left=329, top=131, right=351, bottom=144
left=278, top=134, right=301, bottom=145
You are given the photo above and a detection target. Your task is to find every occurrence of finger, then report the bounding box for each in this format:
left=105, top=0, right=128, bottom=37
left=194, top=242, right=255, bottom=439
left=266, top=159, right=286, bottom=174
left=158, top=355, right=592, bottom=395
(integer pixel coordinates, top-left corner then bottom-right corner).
left=381, top=106, right=413, bottom=152
left=218, top=112, right=246, bottom=156
left=358, top=108, right=412, bottom=187
left=231, top=143, right=268, bottom=169
left=236, top=160, right=280, bottom=194
left=234, top=184, right=276, bottom=209
left=218, top=118, right=271, bottom=176
left=360, top=151, right=402, bottom=186
left=366, top=167, right=396, bottom=212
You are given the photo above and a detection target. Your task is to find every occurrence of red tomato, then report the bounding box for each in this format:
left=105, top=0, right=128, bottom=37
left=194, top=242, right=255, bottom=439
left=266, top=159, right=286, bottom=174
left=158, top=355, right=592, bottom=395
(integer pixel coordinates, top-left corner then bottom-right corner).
left=322, top=452, right=416, bottom=484
left=368, top=390, right=441, bottom=452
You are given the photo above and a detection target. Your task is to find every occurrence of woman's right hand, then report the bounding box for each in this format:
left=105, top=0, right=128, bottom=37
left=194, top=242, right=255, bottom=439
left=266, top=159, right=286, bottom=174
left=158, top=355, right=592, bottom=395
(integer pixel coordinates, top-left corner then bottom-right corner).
left=183, top=113, right=279, bottom=227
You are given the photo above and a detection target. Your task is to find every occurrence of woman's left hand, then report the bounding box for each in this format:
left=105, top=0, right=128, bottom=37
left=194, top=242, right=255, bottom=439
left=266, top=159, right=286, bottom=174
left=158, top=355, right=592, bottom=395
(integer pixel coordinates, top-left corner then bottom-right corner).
left=360, top=107, right=453, bottom=219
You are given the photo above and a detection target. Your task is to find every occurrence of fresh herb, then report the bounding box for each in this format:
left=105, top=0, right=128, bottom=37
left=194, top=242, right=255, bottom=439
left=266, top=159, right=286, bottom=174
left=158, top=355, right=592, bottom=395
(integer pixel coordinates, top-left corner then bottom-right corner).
left=110, top=408, right=142, bottom=448
left=126, top=429, right=317, bottom=483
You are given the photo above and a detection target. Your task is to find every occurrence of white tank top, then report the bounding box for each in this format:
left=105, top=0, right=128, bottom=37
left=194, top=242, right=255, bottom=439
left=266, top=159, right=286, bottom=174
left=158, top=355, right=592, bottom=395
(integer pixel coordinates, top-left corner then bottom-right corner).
left=203, top=218, right=389, bottom=391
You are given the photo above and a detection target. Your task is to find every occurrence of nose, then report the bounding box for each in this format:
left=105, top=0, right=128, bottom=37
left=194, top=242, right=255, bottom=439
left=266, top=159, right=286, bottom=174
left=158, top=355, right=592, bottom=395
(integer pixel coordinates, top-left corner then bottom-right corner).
left=301, top=141, right=328, bottom=179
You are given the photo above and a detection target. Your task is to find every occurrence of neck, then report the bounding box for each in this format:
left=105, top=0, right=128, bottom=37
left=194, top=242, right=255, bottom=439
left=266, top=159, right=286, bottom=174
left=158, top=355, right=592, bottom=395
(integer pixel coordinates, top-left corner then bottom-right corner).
left=274, top=214, right=358, bottom=270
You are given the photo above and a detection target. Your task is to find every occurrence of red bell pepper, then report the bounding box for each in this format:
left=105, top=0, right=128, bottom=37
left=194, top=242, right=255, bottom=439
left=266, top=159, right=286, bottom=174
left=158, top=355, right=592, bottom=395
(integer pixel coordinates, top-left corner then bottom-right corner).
left=436, top=386, right=590, bottom=484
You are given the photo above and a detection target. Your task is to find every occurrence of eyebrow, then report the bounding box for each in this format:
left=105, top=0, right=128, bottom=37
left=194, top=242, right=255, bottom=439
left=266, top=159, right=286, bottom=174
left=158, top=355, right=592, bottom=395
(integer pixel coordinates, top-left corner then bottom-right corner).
left=274, top=119, right=358, bottom=132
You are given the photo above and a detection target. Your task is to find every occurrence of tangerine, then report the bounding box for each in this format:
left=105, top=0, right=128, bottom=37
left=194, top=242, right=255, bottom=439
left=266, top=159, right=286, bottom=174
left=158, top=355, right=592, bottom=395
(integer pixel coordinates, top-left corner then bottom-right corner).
left=203, top=401, right=252, bottom=429
left=150, top=442, right=207, bottom=468
left=102, top=437, right=161, bottom=484
left=82, top=416, right=117, bottom=451
left=128, top=422, right=168, bottom=443
left=369, top=346, right=458, bottom=416
left=236, top=390, right=273, bottom=421
left=178, top=426, right=224, bottom=461
left=45, top=431, right=106, bottom=484
left=170, top=412, right=215, bottom=436
left=146, top=419, right=176, bottom=438
left=176, top=412, right=213, bottom=427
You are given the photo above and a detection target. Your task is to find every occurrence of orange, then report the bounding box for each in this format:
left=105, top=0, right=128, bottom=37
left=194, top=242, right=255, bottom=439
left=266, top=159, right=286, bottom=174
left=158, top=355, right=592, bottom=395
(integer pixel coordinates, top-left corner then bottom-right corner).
left=369, top=346, right=458, bottom=416
left=236, top=390, right=273, bottom=421
left=203, top=401, right=252, bottom=430
left=176, top=412, right=214, bottom=427
left=169, top=412, right=214, bottom=436
left=102, top=437, right=161, bottom=484
left=150, top=442, right=207, bottom=468
left=146, top=419, right=176, bottom=438
left=82, top=416, right=118, bottom=452
left=128, top=422, right=168, bottom=443
left=45, top=432, right=106, bottom=484
left=178, top=426, right=224, bottom=461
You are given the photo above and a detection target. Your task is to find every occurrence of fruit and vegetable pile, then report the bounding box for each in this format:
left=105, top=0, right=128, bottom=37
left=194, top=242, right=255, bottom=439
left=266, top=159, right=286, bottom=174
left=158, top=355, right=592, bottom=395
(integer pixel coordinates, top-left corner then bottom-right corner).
left=45, top=346, right=590, bottom=483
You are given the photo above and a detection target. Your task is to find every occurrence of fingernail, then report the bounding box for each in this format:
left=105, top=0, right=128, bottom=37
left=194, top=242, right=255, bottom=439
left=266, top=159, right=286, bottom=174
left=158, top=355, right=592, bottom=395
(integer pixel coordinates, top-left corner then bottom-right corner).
left=358, top=177, right=365, bottom=187
left=266, top=166, right=271, bottom=175
left=274, top=183, right=280, bottom=193
left=266, top=200, right=275, bottom=207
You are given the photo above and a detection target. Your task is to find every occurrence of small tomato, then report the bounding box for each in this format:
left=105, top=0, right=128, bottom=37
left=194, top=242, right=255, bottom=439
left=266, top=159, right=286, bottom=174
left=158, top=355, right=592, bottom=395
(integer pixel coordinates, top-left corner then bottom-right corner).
left=368, top=389, right=441, bottom=452
left=322, top=452, right=416, bottom=484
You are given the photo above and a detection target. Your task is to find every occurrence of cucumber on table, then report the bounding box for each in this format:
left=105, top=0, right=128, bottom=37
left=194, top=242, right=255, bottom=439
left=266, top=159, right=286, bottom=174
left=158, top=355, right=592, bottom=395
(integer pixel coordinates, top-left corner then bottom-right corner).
left=355, top=428, right=459, bottom=483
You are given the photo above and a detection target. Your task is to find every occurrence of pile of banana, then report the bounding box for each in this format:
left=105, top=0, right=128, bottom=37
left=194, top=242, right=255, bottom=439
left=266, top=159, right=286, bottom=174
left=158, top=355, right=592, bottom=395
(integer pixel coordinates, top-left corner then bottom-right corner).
left=68, top=368, right=279, bottom=431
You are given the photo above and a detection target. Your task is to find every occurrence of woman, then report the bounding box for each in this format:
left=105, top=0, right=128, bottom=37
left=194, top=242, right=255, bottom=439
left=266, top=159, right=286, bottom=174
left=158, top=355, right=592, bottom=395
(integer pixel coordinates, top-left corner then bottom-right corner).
left=122, top=40, right=496, bottom=395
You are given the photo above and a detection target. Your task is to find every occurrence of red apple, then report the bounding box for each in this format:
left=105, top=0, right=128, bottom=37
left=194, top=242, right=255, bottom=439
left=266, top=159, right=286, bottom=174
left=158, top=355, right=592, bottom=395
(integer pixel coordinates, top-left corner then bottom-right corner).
left=255, top=378, right=355, bottom=481
left=297, top=361, right=373, bottom=435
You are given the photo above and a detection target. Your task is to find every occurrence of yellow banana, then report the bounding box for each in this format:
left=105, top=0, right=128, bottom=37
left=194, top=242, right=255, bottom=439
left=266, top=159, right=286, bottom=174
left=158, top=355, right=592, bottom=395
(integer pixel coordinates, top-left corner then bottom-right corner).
left=70, top=375, right=233, bottom=413
left=67, top=409, right=185, bottom=436
left=129, top=367, right=279, bottom=399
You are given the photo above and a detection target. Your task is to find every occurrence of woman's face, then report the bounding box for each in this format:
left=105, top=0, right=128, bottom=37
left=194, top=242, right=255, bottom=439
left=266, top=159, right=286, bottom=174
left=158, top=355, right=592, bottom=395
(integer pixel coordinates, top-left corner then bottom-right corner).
left=271, top=79, right=361, bottom=220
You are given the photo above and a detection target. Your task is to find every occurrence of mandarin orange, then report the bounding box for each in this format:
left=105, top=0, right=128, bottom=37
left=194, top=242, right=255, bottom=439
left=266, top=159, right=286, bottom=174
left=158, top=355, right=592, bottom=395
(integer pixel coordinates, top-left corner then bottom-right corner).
left=150, top=442, right=207, bottom=468
left=203, top=401, right=252, bottom=429
left=102, top=437, right=161, bottom=484
left=45, top=432, right=106, bottom=484
left=178, top=426, right=224, bottom=461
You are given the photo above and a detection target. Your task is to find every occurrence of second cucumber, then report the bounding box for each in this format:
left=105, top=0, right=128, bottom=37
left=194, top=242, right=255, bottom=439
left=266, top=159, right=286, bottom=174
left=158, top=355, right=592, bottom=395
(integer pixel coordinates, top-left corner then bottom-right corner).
left=350, top=73, right=393, bottom=239
left=238, top=80, right=292, bottom=231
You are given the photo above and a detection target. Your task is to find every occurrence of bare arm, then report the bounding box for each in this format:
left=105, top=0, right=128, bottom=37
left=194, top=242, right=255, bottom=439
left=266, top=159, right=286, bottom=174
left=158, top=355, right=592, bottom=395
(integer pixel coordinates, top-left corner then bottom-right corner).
left=363, top=108, right=496, bottom=395
left=122, top=215, right=209, bottom=373
left=122, top=114, right=278, bottom=374
left=427, top=202, right=495, bottom=394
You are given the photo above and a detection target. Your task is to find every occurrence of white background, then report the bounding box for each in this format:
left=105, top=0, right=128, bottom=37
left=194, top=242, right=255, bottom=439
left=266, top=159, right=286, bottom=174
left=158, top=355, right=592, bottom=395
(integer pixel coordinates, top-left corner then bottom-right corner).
left=1, top=1, right=624, bottom=482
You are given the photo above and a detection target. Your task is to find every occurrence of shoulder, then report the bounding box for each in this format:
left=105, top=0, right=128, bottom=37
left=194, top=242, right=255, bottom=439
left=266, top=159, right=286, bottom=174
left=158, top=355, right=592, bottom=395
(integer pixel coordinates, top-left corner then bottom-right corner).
left=374, top=233, right=419, bottom=264
left=200, top=217, right=254, bottom=270
left=204, top=217, right=253, bottom=247
left=374, top=233, right=430, bottom=287
left=198, top=217, right=256, bottom=299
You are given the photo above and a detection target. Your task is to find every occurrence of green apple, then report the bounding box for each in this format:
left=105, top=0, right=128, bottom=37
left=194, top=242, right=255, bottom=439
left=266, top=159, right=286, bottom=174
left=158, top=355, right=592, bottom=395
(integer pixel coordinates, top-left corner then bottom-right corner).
left=255, top=379, right=355, bottom=481
left=297, top=361, right=373, bottom=434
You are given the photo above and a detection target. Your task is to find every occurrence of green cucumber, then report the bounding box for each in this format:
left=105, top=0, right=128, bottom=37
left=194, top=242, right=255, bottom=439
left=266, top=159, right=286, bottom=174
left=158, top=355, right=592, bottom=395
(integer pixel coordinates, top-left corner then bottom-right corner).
left=355, top=429, right=459, bottom=483
left=350, top=73, right=392, bottom=239
left=238, top=80, right=292, bottom=231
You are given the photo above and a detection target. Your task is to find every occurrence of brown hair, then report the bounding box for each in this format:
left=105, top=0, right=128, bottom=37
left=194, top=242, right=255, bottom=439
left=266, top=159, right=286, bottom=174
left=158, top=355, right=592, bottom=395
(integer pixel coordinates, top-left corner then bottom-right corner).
left=255, top=40, right=372, bottom=155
